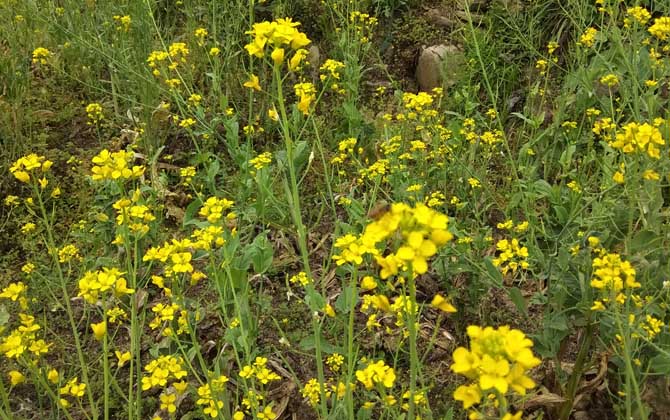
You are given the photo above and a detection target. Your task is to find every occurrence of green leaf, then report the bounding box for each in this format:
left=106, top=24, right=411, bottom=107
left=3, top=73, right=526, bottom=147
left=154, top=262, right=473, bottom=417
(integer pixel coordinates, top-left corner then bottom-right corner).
left=335, top=285, right=358, bottom=314
left=507, top=287, right=528, bottom=315
left=630, top=230, right=660, bottom=254
left=483, top=258, right=503, bottom=287
left=299, top=334, right=338, bottom=353
left=649, top=352, right=670, bottom=375
left=250, top=233, right=274, bottom=274
left=533, top=180, right=554, bottom=199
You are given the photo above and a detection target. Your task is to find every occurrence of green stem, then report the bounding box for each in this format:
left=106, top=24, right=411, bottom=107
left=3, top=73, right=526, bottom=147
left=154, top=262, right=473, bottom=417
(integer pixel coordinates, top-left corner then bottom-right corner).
left=273, top=64, right=312, bottom=278
left=312, top=317, right=329, bottom=417
left=345, top=267, right=359, bottom=418
left=0, top=375, right=11, bottom=418
left=407, top=271, right=419, bottom=420
left=558, top=323, right=594, bottom=420
left=34, top=184, right=98, bottom=419
left=102, top=310, right=110, bottom=420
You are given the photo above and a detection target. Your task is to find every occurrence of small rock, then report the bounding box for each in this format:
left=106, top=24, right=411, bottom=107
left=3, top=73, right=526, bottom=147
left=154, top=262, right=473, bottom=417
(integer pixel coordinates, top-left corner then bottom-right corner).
left=416, top=44, right=462, bottom=91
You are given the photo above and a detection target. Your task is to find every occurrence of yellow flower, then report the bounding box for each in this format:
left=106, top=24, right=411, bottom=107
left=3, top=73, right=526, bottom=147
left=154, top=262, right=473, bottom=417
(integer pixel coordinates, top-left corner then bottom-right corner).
left=612, top=171, right=625, bottom=184
left=577, top=27, right=598, bottom=47
left=599, top=74, right=619, bottom=87
left=32, top=47, right=51, bottom=64
left=160, top=393, right=177, bottom=413
left=271, top=47, right=285, bottom=64
left=451, top=325, right=540, bottom=411
left=243, top=74, right=261, bottom=91
left=48, top=369, right=60, bottom=384
left=0, top=282, right=27, bottom=301
left=115, top=351, right=131, bottom=367
left=649, top=17, right=670, bottom=41
left=453, top=384, right=481, bottom=409
left=9, top=370, right=25, bottom=386
left=91, top=321, right=107, bottom=341
left=86, top=103, right=104, bottom=124
left=355, top=359, right=396, bottom=389
left=257, top=405, right=277, bottom=420
left=360, top=276, right=378, bottom=291
left=324, top=303, right=336, bottom=317
left=431, top=294, right=457, bottom=313
left=643, top=170, right=660, bottom=181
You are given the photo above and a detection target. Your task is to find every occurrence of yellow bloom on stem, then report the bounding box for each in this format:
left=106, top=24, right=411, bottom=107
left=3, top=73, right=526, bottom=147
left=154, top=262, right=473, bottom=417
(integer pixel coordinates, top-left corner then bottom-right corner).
left=453, top=384, right=481, bottom=409
left=91, top=321, right=106, bottom=341
left=243, top=74, right=261, bottom=91
left=9, top=370, right=25, bottom=386
left=48, top=369, right=60, bottom=383
left=115, top=351, right=131, bottom=367
left=431, top=294, right=457, bottom=313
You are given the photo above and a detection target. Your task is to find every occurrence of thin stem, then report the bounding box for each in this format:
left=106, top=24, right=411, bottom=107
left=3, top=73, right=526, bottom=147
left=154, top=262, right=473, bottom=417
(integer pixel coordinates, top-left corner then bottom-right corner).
left=34, top=184, right=98, bottom=419
left=558, top=323, right=594, bottom=420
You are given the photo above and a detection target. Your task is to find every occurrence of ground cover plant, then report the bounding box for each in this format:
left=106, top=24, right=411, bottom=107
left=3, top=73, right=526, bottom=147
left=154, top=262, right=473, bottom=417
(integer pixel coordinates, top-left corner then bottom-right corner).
left=1, top=0, right=670, bottom=419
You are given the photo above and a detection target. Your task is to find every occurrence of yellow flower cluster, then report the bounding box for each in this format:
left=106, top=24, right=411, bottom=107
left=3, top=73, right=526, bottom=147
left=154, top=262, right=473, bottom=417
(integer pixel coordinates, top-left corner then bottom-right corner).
left=58, top=244, right=82, bottom=263
left=610, top=122, right=665, bottom=159
left=591, top=252, right=639, bottom=292
left=624, top=7, right=651, bottom=27
left=194, top=27, right=208, bottom=46
left=249, top=152, right=272, bottom=171
left=355, top=359, right=396, bottom=390
left=179, top=166, right=196, bottom=183
left=330, top=137, right=357, bottom=166
left=600, top=74, right=619, bottom=87
left=32, top=47, right=51, bottom=64
left=320, top=59, right=345, bottom=93
left=85, top=102, right=104, bottom=124
left=144, top=238, right=195, bottom=276
left=289, top=271, right=311, bottom=286
left=59, top=377, right=87, bottom=408
left=141, top=355, right=187, bottom=390
left=0, top=314, right=50, bottom=360
left=593, top=117, right=616, bottom=140
left=349, top=11, right=378, bottom=44
left=147, top=42, right=190, bottom=85
left=191, top=225, right=226, bottom=250
left=112, top=15, right=131, bottom=32
left=10, top=153, right=53, bottom=183
left=113, top=189, right=155, bottom=236
left=492, top=238, right=529, bottom=275
left=333, top=203, right=452, bottom=278
left=577, top=27, right=598, bottom=47
left=294, top=82, right=316, bottom=115
left=649, top=16, right=670, bottom=41
left=199, top=196, right=235, bottom=224
left=77, top=267, right=134, bottom=304
left=244, top=17, right=310, bottom=62
left=196, top=375, right=229, bottom=417
left=0, top=282, right=27, bottom=304
left=91, top=149, right=145, bottom=181
left=301, top=377, right=348, bottom=407
left=451, top=326, right=540, bottom=416
left=402, top=92, right=434, bottom=113
left=239, top=356, right=281, bottom=384
left=149, top=302, right=180, bottom=329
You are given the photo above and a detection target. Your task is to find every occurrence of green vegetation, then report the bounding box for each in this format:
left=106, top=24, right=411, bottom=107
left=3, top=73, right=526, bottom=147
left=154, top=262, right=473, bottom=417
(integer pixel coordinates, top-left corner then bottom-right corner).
left=2, top=0, right=670, bottom=419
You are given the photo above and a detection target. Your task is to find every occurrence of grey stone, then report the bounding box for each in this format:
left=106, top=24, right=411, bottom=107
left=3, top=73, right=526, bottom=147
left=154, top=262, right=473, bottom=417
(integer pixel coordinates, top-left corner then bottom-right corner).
left=416, top=44, right=463, bottom=91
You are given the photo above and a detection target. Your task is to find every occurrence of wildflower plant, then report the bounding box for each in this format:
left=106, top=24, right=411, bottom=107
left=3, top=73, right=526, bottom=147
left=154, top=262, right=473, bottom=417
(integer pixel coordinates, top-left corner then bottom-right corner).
left=5, top=1, right=670, bottom=420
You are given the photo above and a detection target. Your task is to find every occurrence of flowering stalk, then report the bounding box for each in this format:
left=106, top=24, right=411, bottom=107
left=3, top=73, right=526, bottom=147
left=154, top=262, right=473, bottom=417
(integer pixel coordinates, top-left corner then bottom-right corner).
left=406, top=269, right=420, bottom=419
left=345, top=267, right=359, bottom=419
left=33, top=184, right=99, bottom=419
